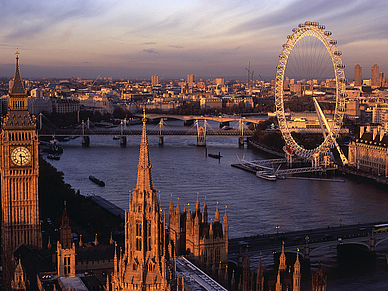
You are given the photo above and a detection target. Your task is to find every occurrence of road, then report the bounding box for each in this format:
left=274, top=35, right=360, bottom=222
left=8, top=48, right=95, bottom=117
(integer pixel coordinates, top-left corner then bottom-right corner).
left=229, top=221, right=386, bottom=259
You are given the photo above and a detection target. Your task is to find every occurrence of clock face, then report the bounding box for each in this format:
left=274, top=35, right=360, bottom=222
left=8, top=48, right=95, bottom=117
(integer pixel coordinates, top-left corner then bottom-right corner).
left=11, top=147, right=31, bottom=166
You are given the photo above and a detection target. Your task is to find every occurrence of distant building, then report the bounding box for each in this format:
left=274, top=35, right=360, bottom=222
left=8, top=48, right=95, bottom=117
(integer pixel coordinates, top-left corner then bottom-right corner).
left=53, top=98, right=80, bottom=114
left=28, top=96, right=53, bottom=115
left=354, top=64, right=362, bottom=87
left=346, top=99, right=361, bottom=117
left=348, top=126, right=388, bottom=175
left=151, top=74, right=159, bottom=87
left=31, top=88, right=44, bottom=98
left=200, top=96, right=222, bottom=109
left=379, top=72, right=386, bottom=87
left=187, top=74, right=195, bottom=88
left=372, top=104, right=388, bottom=130
left=371, top=64, right=379, bottom=87
left=215, top=78, right=225, bottom=86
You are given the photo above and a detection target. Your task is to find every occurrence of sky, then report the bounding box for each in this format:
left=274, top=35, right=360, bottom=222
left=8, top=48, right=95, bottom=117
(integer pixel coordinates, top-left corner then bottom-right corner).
left=0, top=0, right=387, bottom=80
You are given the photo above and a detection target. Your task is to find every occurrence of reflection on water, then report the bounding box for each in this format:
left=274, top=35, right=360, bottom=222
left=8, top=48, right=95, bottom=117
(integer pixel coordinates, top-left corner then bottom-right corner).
left=49, top=121, right=388, bottom=290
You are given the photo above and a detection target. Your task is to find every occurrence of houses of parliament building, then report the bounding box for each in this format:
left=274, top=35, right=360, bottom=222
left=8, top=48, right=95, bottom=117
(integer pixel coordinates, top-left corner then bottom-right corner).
left=0, top=50, right=229, bottom=291
left=0, top=49, right=329, bottom=291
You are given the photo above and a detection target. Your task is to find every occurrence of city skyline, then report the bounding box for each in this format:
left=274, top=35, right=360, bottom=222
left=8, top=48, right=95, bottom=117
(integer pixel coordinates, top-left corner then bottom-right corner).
left=0, top=0, right=388, bottom=80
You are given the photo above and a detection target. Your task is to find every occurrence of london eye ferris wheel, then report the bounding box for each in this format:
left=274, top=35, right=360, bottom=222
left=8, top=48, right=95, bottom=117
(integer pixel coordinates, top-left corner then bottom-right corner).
left=274, top=21, right=348, bottom=165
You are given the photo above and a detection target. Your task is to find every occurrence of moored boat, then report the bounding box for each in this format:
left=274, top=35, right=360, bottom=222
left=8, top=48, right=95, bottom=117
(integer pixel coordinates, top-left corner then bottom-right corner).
left=208, top=152, right=222, bottom=159
left=256, top=171, right=277, bottom=181
left=47, top=154, right=60, bottom=160
left=89, top=175, right=105, bottom=187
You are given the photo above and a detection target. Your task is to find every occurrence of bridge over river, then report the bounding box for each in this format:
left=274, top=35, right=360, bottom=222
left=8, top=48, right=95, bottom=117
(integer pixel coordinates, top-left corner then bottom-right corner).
left=37, top=114, right=255, bottom=146
left=229, top=221, right=388, bottom=265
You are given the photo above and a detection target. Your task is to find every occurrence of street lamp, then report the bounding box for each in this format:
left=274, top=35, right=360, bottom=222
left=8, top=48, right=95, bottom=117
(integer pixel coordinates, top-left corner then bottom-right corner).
left=339, top=218, right=342, bottom=227
left=276, top=225, right=280, bottom=235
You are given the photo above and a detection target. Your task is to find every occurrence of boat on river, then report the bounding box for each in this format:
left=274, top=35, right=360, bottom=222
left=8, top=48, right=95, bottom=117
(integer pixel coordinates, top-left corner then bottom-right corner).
left=41, top=139, right=63, bottom=154
left=47, top=154, right=60, bottom=160
left=89, top=175, right=105, bottom=187
left=256, top=171, right=277, bottom=181
left=208, top=152, right=222, bottom=159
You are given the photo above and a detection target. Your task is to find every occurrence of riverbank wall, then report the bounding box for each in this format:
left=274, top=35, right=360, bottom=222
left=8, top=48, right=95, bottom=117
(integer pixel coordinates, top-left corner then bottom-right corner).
left=247, top=138, right=285, bottom=157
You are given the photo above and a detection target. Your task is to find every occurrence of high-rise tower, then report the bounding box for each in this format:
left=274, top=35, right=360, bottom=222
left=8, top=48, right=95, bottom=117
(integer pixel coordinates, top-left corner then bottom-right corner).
left=151, top=75, right=159, bottom=87
left=108, top=111, right=175, bottom=290
left=1, top=48, right=42, bottom=289
left=371, top=64, right=379, bottom=87
left=354, top=64, right=362, bottom=87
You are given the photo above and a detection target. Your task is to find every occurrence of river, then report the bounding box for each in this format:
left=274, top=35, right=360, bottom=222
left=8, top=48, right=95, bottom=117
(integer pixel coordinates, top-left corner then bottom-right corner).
left=48, top=120, right=388, bottom=290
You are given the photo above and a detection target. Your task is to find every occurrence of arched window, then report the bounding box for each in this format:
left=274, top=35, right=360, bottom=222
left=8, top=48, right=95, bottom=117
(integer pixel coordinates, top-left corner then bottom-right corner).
left=136, top=221, right=142, bottom=251
left=215, top=248, right=220, bottom=263
left=147, top=221, right=152, bottom=251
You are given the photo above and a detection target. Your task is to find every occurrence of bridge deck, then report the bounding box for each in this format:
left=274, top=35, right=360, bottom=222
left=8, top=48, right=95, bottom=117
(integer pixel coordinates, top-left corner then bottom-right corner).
left=38, top=129, right=253, bottom=137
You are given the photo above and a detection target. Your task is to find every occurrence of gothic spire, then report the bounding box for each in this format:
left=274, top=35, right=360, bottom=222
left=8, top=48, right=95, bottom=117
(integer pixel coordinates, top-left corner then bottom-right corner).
left=134, top=109, right=155, bottom=193
left=279, top=241, right=287, bottom=271
left=59, top=201, right=72, bottom=249
left=10, top=47, right=26, bottom=96
left=215, top=201, right=220, bottom=222
left=195, top=193, right=200, bottom=213
left=202, top=196, right=208, bottom=223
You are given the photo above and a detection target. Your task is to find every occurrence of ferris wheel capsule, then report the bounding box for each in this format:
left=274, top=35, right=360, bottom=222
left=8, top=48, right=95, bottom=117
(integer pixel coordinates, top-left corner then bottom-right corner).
left=292, top=28, right=298, bottom=32
left=334, top=51, right=342, bottom=56
left=311, top=22, right=319, bottom=26
left=298, top=23, right=306, bottom=28
left=337, top=64, right=345, bottom=69
left=324, top=31, right=332, bottom=36
left=305, top=21, right=312, bottom=26
left=330, top=40, right=338, bottom=45
left=318, top=25, right=326, bottom=29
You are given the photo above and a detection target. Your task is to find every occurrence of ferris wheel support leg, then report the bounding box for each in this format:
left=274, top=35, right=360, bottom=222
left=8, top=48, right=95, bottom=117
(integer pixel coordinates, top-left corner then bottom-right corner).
left=313, top=98, right=348, bottom=166
left=239, top=137, right=244, bottom=147
left=286, top=152, right=293, bottom=166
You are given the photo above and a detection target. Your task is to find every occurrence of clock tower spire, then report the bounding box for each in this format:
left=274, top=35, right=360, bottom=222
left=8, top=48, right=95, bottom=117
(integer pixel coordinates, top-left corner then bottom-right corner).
left=1, top=48, right=42, bottom=290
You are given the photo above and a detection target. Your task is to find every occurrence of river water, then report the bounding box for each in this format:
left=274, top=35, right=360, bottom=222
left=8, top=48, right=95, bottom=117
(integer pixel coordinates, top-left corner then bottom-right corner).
left=48, top=120, right=388, bottom=290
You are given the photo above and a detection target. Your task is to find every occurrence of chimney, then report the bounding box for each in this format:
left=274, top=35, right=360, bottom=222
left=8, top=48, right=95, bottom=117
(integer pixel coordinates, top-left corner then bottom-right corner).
left=359, top=126, right=365, bottom=138
left=373, top=128, right=378, bottom=140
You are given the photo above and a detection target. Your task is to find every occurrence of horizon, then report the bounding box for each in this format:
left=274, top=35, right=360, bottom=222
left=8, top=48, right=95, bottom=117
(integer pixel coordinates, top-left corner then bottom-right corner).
left=1, top=0, right=388, bottom=80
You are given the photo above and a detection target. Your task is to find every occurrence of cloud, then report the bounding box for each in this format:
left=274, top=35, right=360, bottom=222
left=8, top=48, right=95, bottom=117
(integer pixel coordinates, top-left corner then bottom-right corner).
left=141, top=48, right=159, bottom=54
left=0, top=0, right=111, bottom=41
left=169, top=45, right=183, bottom=49
left=143, top=42, right=156, bottom=45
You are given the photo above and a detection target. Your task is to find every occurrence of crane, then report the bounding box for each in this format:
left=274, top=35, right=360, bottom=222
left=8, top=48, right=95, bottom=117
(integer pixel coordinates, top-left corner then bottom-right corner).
left=91, top=75, right=101, bottom=86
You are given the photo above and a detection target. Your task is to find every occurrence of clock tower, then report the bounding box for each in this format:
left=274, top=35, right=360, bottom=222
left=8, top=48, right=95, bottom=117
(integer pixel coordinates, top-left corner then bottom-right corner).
left=1, top=48, right=42, bottom=289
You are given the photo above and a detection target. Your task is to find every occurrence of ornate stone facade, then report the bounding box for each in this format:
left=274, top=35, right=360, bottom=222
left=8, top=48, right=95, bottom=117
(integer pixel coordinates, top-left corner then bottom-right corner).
left=57, top=204, right=76, bottom=278
left=1, top=49, right=42, bottom=290
left=348, top=126, right=388, bottom=176
left=168, top=195, right=228, bottom=277
left=108, top=113, right=178, bottom=291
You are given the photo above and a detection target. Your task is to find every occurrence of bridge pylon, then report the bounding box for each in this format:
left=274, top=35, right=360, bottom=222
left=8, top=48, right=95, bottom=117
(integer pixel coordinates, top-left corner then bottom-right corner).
left=196, top=120, right=206, bottom=147
left=120, top=120, right=126, bottom=147
left=238, top=119, right=245, bottom=147
left=81, top=119, right=90, bottom=147
left=304, top=236, right=310, bottom=260
left=370, top=231, right=375, bottom=252
left=158, top=119, right=165, bottom=146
